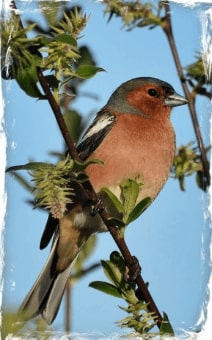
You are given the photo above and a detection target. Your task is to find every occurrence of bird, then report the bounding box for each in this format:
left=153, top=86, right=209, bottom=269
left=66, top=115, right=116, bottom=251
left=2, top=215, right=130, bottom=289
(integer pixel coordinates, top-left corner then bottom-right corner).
left=18, top=77, right=188, bottom=325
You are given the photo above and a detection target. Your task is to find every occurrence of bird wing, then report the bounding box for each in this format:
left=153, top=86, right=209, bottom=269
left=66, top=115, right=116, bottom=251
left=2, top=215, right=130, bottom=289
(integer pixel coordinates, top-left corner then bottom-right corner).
left=40, top=110, right=116, bottom=249
left=77, top=110, right=116, bottom=161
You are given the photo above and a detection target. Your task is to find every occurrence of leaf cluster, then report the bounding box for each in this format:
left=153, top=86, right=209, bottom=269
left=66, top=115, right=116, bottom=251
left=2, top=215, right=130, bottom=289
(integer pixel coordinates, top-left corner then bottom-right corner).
left=184, top=55, right=212, bottom=100
left=101, top=178, right=151, bottom=234
left=103, top=0, right=164, bottom=30
left=1, top=6, right=103, bottom=99
left=6, top=156, right=103, bottom=219
left=90, top=251, right=174, bottom=336
left=1, top=14, right=44, bottom=97
left=172, top=143, right=210, bottom=191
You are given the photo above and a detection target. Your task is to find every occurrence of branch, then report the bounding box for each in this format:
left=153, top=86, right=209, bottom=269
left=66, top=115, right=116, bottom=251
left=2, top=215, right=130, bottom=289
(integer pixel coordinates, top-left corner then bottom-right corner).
left=162, top=1, right=210, bottom=188
left=37, top=69, right=80, bottom=161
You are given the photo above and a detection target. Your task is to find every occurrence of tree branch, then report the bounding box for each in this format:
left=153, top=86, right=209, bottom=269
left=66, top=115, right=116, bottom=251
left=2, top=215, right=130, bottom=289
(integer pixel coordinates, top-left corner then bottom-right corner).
left=37, top=69, right=80, bottom=161
left=163, top=1, right=210, bottom=188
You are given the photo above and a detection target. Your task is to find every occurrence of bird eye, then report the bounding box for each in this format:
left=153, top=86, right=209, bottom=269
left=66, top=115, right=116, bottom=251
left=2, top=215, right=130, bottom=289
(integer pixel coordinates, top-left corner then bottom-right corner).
left=148, top=88, right=158, bottom=97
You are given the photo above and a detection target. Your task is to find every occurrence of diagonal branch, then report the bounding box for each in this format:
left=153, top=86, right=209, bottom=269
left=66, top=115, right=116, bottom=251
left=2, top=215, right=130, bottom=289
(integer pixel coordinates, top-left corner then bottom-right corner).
left=163, top=1, right=210, bottom=188
left=37, top=69, right=80, bottom=161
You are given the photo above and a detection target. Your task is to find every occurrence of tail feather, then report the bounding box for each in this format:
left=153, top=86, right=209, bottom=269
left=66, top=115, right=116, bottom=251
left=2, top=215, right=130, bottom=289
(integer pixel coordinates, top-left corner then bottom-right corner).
left=19, top=231, right=78, bottom=324
left=41, top=259, right=77, bottom=324
left=19, top=230, right=89, bottom=324
left=18, top=232, right=60, bottom=321
left=19, top=212, right=92, bottom=324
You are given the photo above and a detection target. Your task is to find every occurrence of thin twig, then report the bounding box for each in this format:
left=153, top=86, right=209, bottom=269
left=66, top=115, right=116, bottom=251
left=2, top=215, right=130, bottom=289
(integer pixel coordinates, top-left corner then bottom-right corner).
left=37, top=68, right=80, bottom=161
left=163, top=1, right=210, bottom=187
left=37, top=67, right=163, bottom=327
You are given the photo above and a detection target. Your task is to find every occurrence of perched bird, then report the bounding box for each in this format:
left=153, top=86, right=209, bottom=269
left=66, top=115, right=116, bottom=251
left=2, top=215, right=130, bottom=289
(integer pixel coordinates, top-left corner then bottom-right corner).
left=19, top=77, right=188, bottom=324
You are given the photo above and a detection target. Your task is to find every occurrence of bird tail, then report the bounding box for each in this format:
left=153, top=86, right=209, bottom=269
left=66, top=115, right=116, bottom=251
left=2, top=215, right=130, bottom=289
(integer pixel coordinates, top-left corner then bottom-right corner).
left=18, top=229, right=87, bottom=325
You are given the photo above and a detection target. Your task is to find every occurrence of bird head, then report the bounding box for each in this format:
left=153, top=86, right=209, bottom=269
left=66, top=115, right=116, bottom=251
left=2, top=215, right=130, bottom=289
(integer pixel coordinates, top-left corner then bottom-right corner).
left=107, top=77, right=188, bottom=119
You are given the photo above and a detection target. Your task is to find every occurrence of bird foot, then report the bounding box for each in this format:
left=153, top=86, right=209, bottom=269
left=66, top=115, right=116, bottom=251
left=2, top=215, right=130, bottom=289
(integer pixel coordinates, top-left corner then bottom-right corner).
left=91, top=195, right=105, bottom=216
left=125, top=256, right=141, bottom=282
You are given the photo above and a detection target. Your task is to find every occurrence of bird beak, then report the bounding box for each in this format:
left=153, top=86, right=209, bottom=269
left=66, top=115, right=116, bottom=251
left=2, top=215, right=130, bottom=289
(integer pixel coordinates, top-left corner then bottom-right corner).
left=164, top=92, right=188, bottom=107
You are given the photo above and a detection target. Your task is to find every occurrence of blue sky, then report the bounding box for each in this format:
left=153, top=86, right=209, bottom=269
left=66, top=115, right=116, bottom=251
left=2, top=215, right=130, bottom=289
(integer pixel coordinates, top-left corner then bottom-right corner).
left=1, top=0, right=212, bottom=337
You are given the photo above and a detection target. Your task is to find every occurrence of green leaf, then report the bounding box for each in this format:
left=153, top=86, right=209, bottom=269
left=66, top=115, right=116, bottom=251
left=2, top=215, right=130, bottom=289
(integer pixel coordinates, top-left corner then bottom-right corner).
left=184, top=55, right=206, bottom=80
left=16, top=64, right=43, bottom=98
left=76, top=65, right=105, bottom=79
left=106, top=217, right=126, bottom=228
left=179, top=175, right=186, bottom=191
left=127, top=197, right=151, bottom=224
left=110, top=251, right=126, bottom=274
left=101, top=187, right=124, bottom=214
left=6, top=162, right=53, bottom=172
left=101, top=260, right=122, bottom=286
left=55, top=33, right=77, bottom=46
left=120, top=178, right=141, bottom=223
left=38, top=35, right=52, bottom=46
left=14, top=51, right=44, bottom=98
left=160, top=312, right=174, bottom=335
left=78, top=45, right=96, bottom=67
left=89, top=281, right=122, bottom=298
left=6, top=158, right=103, bottom=176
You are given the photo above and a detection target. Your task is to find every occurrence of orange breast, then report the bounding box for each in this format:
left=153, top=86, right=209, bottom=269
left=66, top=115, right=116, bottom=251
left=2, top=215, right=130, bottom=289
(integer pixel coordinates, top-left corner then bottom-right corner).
left=85, top=113, right=175, bottom=202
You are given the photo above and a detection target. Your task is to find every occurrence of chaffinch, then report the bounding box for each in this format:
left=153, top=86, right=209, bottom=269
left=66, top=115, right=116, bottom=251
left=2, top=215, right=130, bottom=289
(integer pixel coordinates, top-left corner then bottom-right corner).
left=19, top=77, right=188, bottom=324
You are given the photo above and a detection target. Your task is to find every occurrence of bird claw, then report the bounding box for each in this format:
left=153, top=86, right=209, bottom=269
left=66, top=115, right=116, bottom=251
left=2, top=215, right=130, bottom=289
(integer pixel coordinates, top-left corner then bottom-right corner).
left=90, top=195, right=105, bottom=216
left=125, top=256, right=141, bottom=282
